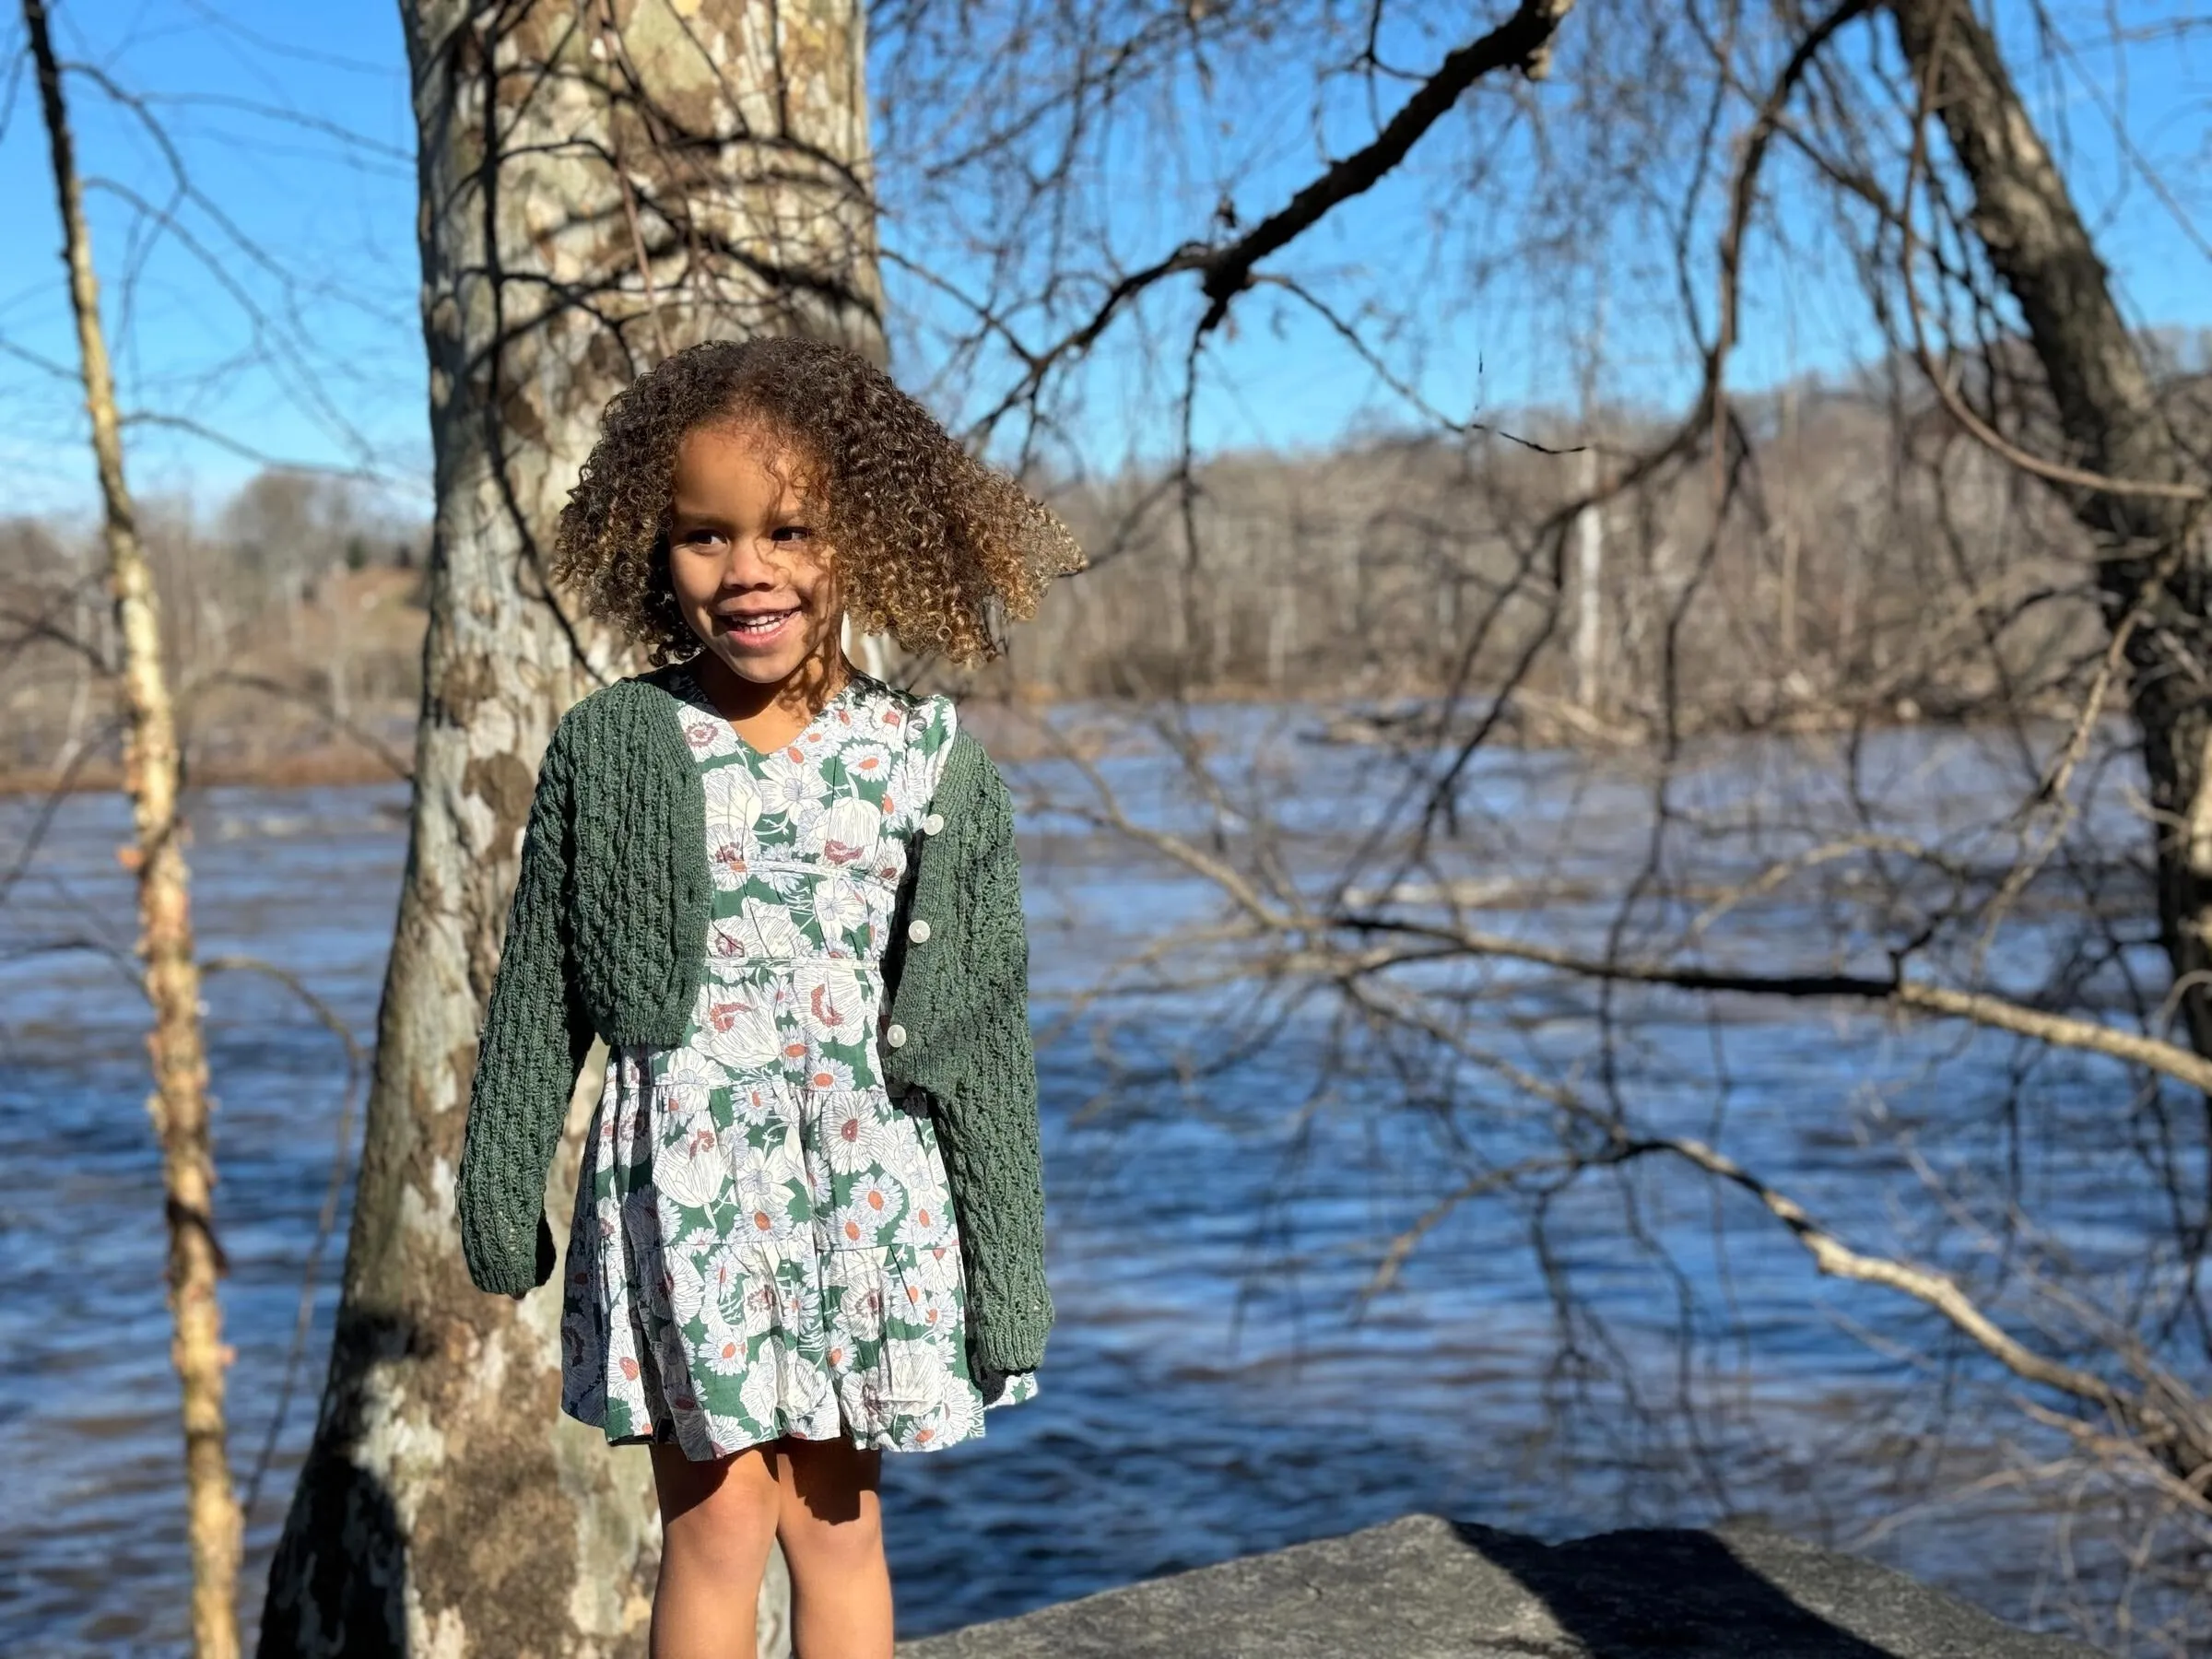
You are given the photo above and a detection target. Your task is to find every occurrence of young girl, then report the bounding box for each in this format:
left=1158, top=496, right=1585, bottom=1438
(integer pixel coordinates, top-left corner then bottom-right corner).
left=454, top=336, right=1080, bottom=1658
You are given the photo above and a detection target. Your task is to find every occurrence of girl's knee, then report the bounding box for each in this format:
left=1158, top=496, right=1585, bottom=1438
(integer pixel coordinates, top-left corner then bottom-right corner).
left=778, top=1507, right=885, bottom=1591
left=773, top=1438, right=885, bottom=1568
left=653, top=1445, right=780, bottom=1574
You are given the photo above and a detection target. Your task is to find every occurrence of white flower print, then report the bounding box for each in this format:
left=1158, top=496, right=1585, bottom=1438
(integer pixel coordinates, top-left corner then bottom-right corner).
left=883, top=1334, right=951, bottom=1397
left=667, top=1252, right=708, bottom=1324
left=700, top=1316, right=749, bottom=1378
left=833, top=1171, right=907, bottom=1250
left=706, top=763, right=764, bottom=832
left=705, top=917, right=752, bottom=979
left=782, top=797, right=828, bottom=853
left=804, top=1055, right=857, bottom=1093
left=762, top=1125, right=813, bottom=1201
left=817, top=795, right=882, bottom=867
left=710, top=840, right=749, bottom=889
left=698, top=1412, right=748, bottom=1459
left=732, top=1175, right=799, bottom=1247
left=791, top=961, right=868, bottom=1046
left=682, top=709, right=735, bottom=758
left=725, top=1083, right=785, bottom=1136
left=779, top=1277, right=823, bottom=1335
left=841, top=743, right=892, bottom=786
left=750, top=863, right=809, bottom=905
left=834, top=1278, right=887, bottom=1344
left=704, top=1244, right=749, bottom=1324
left=738, top=895, right=807, bottom=960
left=655, top=1134, right=725, bottom=1216
left=812, top=874, right=872, bottom=941
left=885, top=747, right=935, bottom=822
left=873, top=1118, right=946, bottom=1196
left=922, top=1240, right=959, bottom=1284
left=724, top=1132, right=799, bottom=1241
left=719, top=1128, right=773, bottom=1187
left=900, top=1276, right=954, bottom=1335
left=821, top=1096, right=896, bottom=1174
left=655, top=1048, right=727, bottom=1114
left=895, top=1196, right=954, bottom=1252
left=926, top=1382, right=982, bottom=1449
left=704, top=769, right=763, bottom=888
left=736, top=1276, right=782, bottom=1339
left=698, top=995, right=781, bottom=1072
left=759, top=747, right=825, bottom=813
left=739, top=1350, right=785, bottom=1428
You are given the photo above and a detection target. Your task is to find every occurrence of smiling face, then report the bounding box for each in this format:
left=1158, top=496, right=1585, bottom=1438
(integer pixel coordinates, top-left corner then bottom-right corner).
left=665, top=422, right=844, bottom=703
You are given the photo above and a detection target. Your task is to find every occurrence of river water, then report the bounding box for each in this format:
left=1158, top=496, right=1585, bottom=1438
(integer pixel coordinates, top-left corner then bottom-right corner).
left=3, top=714, right=2200, bottom=1653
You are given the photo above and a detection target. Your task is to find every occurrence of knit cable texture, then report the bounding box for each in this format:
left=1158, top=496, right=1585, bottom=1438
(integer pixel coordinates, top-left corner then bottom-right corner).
left=564, top=671, right=712, bottom=1049
left=454, top=674, right=712, bottom=1296
left=883, top=732, right=1054, bottom=1375
left=454, top=722, right=596, bottom=1295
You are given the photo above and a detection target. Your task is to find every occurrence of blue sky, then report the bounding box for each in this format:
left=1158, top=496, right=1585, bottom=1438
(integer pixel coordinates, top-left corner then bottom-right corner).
left=0, top=1, right=2206, bottom=519
left=0, top=3, right=420, bottom=512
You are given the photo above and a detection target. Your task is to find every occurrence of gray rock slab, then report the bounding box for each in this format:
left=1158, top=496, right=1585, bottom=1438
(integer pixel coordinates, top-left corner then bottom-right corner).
left=899, top=1513, right=2103, bottom=1659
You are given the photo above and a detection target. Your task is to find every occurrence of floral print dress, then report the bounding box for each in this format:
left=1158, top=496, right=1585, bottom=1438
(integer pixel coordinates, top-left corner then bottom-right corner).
left=559, top=665, right=1037, bottom=1460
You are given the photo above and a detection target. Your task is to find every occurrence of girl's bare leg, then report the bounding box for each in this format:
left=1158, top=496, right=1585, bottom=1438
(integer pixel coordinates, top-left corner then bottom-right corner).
left=650, top=1441, right=781, bottom=1659
left=772, top=1436, right=892, bottom=1659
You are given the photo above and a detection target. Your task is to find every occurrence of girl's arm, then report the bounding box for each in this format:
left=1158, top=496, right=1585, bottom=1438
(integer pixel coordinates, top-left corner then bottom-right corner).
left=891, top=730, right=1054, bottom=1374
left=454, top=724, right=596, bottom=1297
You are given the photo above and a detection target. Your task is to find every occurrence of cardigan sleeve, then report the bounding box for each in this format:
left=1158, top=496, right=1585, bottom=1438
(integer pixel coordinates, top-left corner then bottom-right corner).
left=891, top=732, right=1054, bottom=1374
left=454, top=723, right=597, bottom=1297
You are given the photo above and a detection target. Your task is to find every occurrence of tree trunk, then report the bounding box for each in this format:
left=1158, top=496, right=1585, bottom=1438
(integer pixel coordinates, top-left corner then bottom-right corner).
left=259, top=3, right=880, bottom=1653
left=26, top=5, right=243, bottom=1655
left=1884, top=0, right=2211, bottom=1051
left=1778, top=382, right=1799, bottom=665
left=1571, top=443, right=1605, bottom=712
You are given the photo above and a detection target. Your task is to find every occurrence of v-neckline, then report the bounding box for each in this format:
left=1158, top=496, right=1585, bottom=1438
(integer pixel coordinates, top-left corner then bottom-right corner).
left=677, top=657, right=859, bottom=762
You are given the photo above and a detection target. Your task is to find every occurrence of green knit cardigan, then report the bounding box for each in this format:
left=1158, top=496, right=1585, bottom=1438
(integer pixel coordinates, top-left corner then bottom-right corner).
left=453, top=668, right=1053, bottom=1376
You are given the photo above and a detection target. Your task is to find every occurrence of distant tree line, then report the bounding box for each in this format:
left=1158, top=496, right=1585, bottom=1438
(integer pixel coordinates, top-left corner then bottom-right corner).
left=13, top=330, right=2211, bottom=788
left=0, top=469, right=426, bottom=779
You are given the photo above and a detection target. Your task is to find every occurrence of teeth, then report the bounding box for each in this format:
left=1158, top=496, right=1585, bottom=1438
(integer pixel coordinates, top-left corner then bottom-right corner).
left=732, top=613, right=791, bottom=632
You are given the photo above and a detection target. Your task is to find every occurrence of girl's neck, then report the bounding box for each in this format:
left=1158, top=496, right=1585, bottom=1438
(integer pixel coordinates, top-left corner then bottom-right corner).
left=691, top=645, right=852, bottom=752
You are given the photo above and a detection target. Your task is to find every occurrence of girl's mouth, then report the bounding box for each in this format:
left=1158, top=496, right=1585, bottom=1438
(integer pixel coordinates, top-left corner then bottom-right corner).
left=720, top=607, right=800, bottom=648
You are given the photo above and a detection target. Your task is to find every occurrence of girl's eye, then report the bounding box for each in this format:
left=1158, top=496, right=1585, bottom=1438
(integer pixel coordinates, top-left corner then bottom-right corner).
left=677, top=526, right=724, bottom=547
left=771, top=524, right=812, bottom=544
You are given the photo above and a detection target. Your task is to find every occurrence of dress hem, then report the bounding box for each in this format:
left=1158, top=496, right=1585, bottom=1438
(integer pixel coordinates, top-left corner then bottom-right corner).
left=560, top=1395, right=1028, bottom=1461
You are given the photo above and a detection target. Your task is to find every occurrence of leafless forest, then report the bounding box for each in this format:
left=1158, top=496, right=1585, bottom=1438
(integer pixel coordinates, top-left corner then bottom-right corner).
left=7, top=1, right=2212, bottom=1656
left=16, top=353, right=2199, bottom=771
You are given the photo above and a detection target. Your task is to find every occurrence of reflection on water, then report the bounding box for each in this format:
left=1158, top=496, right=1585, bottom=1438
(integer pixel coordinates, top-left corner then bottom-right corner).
left=0, top=721, right=2191, bottom=1653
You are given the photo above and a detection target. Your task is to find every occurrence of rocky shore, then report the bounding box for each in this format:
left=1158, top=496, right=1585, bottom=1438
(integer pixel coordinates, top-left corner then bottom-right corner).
left=899, top=1513, right=2100, bottom=1659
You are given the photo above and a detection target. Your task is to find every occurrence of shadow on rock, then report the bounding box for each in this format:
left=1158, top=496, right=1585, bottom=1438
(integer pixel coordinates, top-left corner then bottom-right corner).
left=896, top=1512, right=2103, bottom=1658
left=1457, top=1521, right=1971, bottom=1658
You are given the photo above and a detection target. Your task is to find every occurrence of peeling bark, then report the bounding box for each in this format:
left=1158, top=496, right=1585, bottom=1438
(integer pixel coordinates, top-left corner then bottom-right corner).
left=25, top=6, right=243, bottom=1656
left=1885, top=0, right=2212, bottom=1053
left=260, top=4, right=879, bottom=1653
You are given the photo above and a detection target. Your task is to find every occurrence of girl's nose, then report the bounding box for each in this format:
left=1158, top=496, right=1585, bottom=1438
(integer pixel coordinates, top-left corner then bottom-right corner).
left=721, top=534, right=782, bottom=589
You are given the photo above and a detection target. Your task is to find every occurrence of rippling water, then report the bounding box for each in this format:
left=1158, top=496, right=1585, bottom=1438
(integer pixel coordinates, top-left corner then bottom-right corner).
left=2, top=718, right=2194, bottom=1653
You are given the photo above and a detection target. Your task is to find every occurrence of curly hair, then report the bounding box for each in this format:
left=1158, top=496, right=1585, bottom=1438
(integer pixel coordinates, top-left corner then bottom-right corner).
left=552, top=335, right=1084, bottom=666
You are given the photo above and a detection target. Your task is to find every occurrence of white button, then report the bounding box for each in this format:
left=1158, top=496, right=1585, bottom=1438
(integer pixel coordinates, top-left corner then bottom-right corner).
left=908, top=918, right=932, bottom=944
left=885, top=1023, right=909, bottom=1050
left=922, top=813, right=946, bottom=836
